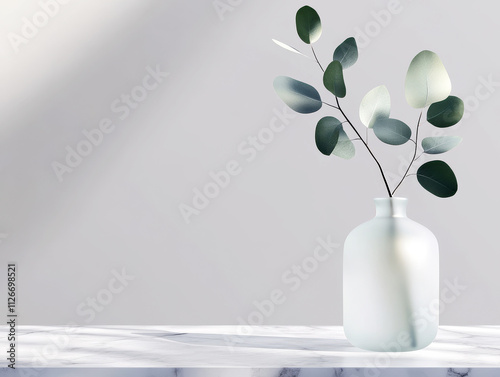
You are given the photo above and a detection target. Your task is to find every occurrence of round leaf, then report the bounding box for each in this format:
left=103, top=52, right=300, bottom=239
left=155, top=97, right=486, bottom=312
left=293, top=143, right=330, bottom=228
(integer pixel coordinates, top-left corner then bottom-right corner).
left=359, top=85, right=391, bottom=128
left=332, top=128, right=355, bottom=159
left=405, top=50, right=451, bottom=108
left=427, top=96, right=464, bottom=127
left=296, top=6, right=321, bottom=44
left=372, top=118, right=411, bottom=145
left=422, top=136, right=462, bottom=154
left=417, top=160, right=458, bottom=198
left=273, top=76, right=322, bottom=114
left=333, top=37, right=358, bottom=69
left=323, top=60, right=346, bottom=98
left=315, top=117, right=342, bottom=155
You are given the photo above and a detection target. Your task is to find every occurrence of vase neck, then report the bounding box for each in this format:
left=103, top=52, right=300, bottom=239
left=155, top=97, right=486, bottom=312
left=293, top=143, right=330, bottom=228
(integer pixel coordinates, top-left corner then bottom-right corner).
left=374, top=198, right=407, bottom=218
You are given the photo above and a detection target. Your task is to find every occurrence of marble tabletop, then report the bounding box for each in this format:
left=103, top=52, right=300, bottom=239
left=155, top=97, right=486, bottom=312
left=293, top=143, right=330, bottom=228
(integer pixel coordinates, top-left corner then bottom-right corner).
left=1, top=325, right=499, bottom=369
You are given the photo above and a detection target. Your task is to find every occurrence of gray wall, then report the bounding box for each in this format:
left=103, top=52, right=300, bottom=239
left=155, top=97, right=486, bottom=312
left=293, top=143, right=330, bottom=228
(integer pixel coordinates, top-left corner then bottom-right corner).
left=0, top=0, right=498, bottom=325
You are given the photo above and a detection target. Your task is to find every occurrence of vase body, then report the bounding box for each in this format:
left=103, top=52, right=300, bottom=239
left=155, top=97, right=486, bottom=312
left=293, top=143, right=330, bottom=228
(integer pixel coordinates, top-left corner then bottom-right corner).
left=343, top=198, right=439, bottom=351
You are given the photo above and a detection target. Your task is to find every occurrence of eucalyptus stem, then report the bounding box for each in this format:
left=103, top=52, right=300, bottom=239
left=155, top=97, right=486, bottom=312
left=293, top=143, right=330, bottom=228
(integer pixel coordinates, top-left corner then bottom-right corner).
left=322, top=101, right=339, bottom=109
left=391, top=111, right=423, bottom=196
left=335, top=96, right=393, bottom=197
left=311, top=45, right=324, bottom=72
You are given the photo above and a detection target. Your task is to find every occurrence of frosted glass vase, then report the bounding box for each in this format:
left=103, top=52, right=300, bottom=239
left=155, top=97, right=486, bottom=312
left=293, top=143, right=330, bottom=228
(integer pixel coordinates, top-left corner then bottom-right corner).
left=343, top=197, right=439, bottom=351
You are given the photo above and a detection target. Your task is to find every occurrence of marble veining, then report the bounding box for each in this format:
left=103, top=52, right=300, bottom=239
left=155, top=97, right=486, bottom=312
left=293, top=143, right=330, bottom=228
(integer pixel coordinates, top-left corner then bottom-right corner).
left=0, top=326, right=498, bottom=369
left=0, top=368, right=498, bottom=377
left=2, top=368, right=500, bottom=377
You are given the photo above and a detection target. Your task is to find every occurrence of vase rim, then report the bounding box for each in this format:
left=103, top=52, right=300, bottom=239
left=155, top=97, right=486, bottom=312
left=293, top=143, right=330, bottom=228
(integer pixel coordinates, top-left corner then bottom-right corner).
left=374, top=197, right=407, bottom=200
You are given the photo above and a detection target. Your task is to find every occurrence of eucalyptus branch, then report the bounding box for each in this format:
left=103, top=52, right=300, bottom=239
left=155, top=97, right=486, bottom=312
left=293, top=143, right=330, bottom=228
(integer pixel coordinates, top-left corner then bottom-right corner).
left=311, top=44, right=392, bottom=197
left=391, top=111, right=423, bottom=196
left=311, top=45, right=324, bottom=72
left=322, top=101, right=339, bottom=109
left=273, top=5, right=462, bottom=199
left=335, top=96, right=393, bottom=197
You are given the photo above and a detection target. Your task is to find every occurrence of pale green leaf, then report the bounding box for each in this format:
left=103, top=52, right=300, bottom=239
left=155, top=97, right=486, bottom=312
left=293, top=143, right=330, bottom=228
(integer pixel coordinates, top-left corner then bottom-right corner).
left=422, top=136, right=462, bottom=154
left=272, top=39, right=308, bottom=58
left=405, top=50, right=451, bottom=108
left=359, top=85, right=391, bottom=128
left=332, top=128, right=355, bottom=159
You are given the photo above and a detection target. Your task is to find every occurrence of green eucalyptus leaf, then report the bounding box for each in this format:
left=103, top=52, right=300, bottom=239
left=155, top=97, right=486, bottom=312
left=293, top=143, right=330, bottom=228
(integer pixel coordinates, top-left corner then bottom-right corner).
left=315, top=117, right=342, bottom=155
left=405, top=50, right=451, bottom=108
left=296, top=6, right=322, bottom=44
left=273, top=76, right=322, bottom=114
left=323, top=60, right=346, bottom=98
left=359, top=85, right=391, bottom=128
left=422, top=136, right=462, bottom=154
left=372, top=118, right=411, bottom=145
left=332, top=128, right=355, bottom=159
left=417, top=160, right=458, bottom=198
left=333, top=37, right=358, bottom=69
left=427, top=96, right=464, bottom=127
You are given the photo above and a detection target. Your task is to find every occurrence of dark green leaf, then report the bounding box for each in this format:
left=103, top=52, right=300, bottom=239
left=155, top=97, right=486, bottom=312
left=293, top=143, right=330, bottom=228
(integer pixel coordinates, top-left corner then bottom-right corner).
left=332, top=128, right=355, bottom=159
left=427, top=96, right=464, bottom=127
left=422, top=136, right=462, bottom=154
left=417, top=160, right=458, bottom=198
left=372, top=118, right=411, bottom=145
left=273, top=76, right=322, bottom=114
left=323, top=60, right=346, bottom=98
left=333, top=37, right=358, bottom=69
left=315, top=117, right=342, bottom=155
left=296, top=6, right=322, bottom=44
